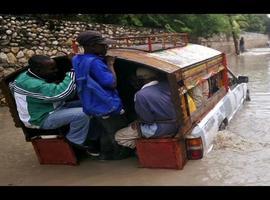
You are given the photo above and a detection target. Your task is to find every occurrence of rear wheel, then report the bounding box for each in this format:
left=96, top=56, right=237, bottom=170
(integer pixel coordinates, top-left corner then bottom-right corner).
left=219, top=118, right=228, bottom=131
left=246, top=89, right=251, bottom=101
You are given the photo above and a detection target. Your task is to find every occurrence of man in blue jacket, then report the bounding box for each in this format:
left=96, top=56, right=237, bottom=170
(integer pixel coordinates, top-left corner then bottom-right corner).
left=72, top=31, right=123, bottom=117
left=72, top=31, right=132, bottom=160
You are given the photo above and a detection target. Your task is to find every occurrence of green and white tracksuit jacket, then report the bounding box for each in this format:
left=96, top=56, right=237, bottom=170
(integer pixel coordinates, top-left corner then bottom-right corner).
left=11, top=70, right=76, bottom=128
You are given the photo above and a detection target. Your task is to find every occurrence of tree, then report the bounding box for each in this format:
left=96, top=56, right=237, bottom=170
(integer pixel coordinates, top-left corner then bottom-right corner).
left=227, top=14, right=240, bottom=55
left=241, top=14, right=268, bottom=33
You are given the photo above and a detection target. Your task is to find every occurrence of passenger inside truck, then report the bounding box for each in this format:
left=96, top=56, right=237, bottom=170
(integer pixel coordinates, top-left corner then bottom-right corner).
left=209, top=73, right=221, bottom=96
left=114, top=60, right=179, bottom=148
left=114, top=59, right=169, bottom=124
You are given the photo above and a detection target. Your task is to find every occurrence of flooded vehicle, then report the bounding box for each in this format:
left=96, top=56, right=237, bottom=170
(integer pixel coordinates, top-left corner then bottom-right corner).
left=0, top=33, right=249, bottom=169
left=1, top=47, right=268, bottom=186
left=106, top=33, right=249, bottom=168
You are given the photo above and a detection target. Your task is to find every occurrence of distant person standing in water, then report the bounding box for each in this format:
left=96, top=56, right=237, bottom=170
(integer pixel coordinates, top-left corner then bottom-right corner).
left=239, top=37, right=245, bottom=53
left=267, top=41, right=270, bottom=47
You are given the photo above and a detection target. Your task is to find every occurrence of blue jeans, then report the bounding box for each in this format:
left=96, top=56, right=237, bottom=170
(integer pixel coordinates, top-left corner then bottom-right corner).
left=40, top=100, right=90, bottom=145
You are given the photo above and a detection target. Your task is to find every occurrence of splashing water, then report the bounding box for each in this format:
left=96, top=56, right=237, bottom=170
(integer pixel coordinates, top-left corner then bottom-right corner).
left=213, top=130, right=269, bottom=152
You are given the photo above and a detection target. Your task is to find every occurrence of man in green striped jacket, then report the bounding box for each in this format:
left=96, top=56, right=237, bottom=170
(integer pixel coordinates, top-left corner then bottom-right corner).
left=12, top=55, right=99, bottom=155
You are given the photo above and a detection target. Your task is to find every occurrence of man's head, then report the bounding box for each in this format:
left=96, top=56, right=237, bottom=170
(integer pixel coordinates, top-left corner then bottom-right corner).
left=135, top=67, right=159, bottom=88
left=28, top=55, right=58, bottom=82
left=76, top=31, right=116, bottom=56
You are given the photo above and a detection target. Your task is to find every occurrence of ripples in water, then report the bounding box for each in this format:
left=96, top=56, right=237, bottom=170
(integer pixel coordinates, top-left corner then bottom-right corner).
left=200, top=47, right=270, bottom=185
left=243, top=48, right=270, bottom=56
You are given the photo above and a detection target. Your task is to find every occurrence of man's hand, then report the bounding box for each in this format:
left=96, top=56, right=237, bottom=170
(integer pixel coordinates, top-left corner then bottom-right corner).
left=105, top=56, right=117, bottom=83
left=105, top=55, right=116, bottom=67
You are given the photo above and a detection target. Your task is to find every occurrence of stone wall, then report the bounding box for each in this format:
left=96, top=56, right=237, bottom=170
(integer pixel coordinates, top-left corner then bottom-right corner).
left=0, top=15, right=165, bottom=69
left=0, top=14, right=269, bottom=106
left=0, top=14, right=166, bottom=105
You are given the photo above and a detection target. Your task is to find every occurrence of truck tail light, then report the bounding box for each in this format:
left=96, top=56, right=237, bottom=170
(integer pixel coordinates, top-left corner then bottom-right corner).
left=185, top=135, right=203, bottom=160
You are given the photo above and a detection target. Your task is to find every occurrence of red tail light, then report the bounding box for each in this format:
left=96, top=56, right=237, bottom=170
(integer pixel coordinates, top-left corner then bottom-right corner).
left=185, top=135, right=203, bottom=160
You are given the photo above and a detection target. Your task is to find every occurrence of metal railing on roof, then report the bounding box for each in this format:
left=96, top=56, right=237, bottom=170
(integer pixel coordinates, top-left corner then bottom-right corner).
left=110, top=33, right=189, bottom=53
left=71, top=33, right=189, bottom=54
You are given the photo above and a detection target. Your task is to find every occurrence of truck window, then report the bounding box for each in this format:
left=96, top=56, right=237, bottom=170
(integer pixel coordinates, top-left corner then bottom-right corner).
left=227, top=69, right=238, bottom=89
left=209, top=72, right=222, bottom=97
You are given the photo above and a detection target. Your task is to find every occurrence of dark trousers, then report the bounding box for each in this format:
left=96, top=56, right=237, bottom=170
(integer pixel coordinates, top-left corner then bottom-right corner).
left=89, top=114, right=133, bottom=160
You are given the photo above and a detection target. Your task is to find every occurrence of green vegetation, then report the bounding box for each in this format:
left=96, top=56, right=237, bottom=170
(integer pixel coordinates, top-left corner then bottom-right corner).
left=75, top=14, right=270, bottom=38
left=27, top=14, right=270, bottom=39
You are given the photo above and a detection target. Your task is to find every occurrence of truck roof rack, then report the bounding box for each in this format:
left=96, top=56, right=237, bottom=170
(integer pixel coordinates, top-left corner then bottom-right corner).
left=110, top=33, right=189, bottom=53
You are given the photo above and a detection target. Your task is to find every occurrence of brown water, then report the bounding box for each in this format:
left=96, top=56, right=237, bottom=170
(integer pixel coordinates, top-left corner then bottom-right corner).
left=199, top=48, right=270, bottom=185
left=1, top=48, right=270, bottom=186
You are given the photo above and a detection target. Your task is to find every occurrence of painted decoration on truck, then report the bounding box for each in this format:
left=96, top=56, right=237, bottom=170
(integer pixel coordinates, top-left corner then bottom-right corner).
left=147, top=44, right=222, bottom=68
left=190, top=83, right=248, bottom=155
left=183, top=64, right=225, bottom=90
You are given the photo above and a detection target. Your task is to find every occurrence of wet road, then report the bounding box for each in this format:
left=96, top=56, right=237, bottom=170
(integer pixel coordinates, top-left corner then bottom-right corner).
left=202, top=48, right=270, bottom=185
left=1, top=48, right=270, bottom=185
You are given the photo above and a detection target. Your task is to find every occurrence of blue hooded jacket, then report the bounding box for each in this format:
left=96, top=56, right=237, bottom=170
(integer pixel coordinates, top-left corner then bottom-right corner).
left=72, top=54, right=123, bottom=116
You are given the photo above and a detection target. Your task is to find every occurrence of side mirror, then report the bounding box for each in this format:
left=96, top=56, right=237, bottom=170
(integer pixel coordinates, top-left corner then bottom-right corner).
left=237, top=76, right=249, bottom=83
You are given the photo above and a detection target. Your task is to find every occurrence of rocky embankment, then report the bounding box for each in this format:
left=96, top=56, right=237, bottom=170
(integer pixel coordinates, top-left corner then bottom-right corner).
left=0, top=15, right=165, bottom=105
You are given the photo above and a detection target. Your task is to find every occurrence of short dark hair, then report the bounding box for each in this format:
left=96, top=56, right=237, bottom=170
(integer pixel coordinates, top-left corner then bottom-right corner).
left=28, top=55, right=51, bottom=71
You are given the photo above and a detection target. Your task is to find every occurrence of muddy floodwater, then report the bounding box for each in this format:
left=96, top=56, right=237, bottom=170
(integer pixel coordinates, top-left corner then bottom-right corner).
left=201, top=48, right=270, bottom=185
left=1, top=48, right=270, bottom=186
